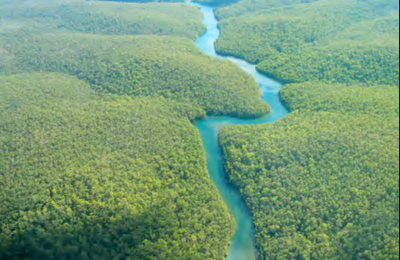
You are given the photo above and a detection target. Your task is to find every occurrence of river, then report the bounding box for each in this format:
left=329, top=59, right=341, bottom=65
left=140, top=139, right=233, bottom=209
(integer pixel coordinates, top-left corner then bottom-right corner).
left=189, top=2, right=290, bottom=260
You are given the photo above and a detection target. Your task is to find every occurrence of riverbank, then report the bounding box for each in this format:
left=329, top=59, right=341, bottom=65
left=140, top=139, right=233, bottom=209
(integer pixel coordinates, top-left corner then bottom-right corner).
left=190, top=2, right=289, bottom=259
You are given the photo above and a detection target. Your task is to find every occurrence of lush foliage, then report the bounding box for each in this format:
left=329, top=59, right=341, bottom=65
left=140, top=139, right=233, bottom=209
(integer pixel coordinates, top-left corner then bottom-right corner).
left=0, top=1, right=273, bottom=259
left=0, top=73, right=235, bottom=260
left=3, top=0, right=398, bottom=259
left=0, top=0, right=269, bottom=119
left=0, top=0, right=204, bottom=39
left=216, top=0, right=400, bottom=258
left=281, top=82, right=400, bottom=115
left=57, top=2, right=204, bottom=40
left=216, top=0, right=320, bottom=19
left=220, top=82, right=399, bottom=259
left=215, top=0, right=399, bottom=85
left=0, top=32, right=268, bottom=118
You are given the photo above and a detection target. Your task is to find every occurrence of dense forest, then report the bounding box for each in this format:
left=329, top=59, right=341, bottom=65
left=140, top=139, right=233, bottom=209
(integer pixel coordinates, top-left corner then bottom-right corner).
left=216, top=0, right=400, bottom=259
left=214, top=0, right=399, bottom=85
left=0, top=0, right=259, bottom=259
left=0, top=0, right=204, bottom=39
left=215, top=0, right=321, bottom=19
left=0, top=0, right=269, bottom=119
left=220, top=82, right=399, bottom=259
left=1, top=0, right=399, bottom=259
left=280, top=83, right=400, bottom=115
left=0, top=73, right=235, bottom=260
left=0, top=34, right=268, bottom=118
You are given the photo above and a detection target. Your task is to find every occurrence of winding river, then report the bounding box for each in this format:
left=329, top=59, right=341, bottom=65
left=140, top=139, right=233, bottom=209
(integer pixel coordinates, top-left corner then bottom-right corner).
left=189, top=2, right=290, bottom=260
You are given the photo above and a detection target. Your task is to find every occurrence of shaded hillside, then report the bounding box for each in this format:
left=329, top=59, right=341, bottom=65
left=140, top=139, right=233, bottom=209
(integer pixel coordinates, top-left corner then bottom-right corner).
left=0, top=73, right=234, bottom=260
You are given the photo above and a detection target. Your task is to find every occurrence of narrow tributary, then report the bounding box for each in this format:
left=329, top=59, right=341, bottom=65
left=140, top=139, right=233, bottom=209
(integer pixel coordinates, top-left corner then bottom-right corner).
left=189, top=3, right=290, bottom=260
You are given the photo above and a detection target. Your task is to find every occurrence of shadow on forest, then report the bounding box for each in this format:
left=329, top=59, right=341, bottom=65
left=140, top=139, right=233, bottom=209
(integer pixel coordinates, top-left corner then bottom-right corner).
left=0, top=201, right=175, bottom=260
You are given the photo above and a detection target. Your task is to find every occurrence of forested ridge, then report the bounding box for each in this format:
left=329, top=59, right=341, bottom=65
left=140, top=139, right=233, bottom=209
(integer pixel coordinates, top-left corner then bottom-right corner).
left=280, top=83, right=400, bottom=116
left=0, top=0, right=204, bottom=39
left=1, top=0, right=399, bottom=259
left=214, top=0, right=399, bottom=85
left=0, top=73, right=235, bottom=260
left=0, top=33, right=268, bottom=118
left=220, top=82, right=400, bottom=259
left=0, top=0, right=271, bottom=259
left=0, top=0, right=269, bottom=118
left=214, top=0, right=399, bottom=258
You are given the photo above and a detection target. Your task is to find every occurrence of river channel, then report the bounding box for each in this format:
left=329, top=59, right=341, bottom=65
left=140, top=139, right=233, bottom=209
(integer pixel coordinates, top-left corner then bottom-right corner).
left=190, top=2, right=290, bottom=260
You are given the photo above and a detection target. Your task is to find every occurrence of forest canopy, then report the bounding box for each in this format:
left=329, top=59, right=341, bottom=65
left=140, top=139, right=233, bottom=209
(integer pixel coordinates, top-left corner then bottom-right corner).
left=0, top=33, right=269, bottom=118
left=0, top=0, right=270, bottom=259
left=0, top=0, right=204, bottom=39
left=0, top=0, right=269, bottom=119
left=220, top=81, right=400, bottom=259
left=0, top=73, right=234, bottom=260
left=216, top=0, right=400, bottom=258
left=214, top=0, right=400, bottom=85
left=1, top=0, right=399, bottom=259
left=280, top=82, right=400, bottom=116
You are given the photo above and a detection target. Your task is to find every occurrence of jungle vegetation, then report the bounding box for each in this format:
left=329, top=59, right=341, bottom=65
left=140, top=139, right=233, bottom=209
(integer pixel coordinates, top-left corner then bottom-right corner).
left=220, top=82, right=400, bottom=259
left=0, top=73, right=235, bottom=260
left=0, top=0, right=204, bottom=39
left=0, top=0, right=269, bottom=259
left=1, top=0, right=399, bottom=259
left=216, top=0, right=400, bottom=259
left=280, top=83, right=400, bottom=115
left=0, top=33, right=268, bottom=118
left=214, top=0, right=400, bottom=85
left=0, top=0, right=269, bottom=118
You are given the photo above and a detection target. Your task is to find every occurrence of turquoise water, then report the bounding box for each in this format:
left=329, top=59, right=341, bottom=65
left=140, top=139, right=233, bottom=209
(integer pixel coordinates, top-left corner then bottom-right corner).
left=189, top=3, right=290, bottom=260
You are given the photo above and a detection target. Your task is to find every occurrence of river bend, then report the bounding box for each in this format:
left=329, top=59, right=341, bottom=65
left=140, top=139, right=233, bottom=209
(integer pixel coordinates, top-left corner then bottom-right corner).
left=190, top=3, right=290, bottom=260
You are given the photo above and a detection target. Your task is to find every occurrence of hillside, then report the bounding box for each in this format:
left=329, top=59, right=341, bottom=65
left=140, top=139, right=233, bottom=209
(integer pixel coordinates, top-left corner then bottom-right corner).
left=0, top=0, right=272, bottom=259
left=280, top=83, right=400, bottom=115
left=0, top=0, right=269, bottom=119
left=216, top=0, right=320, bottom=19
left=0, top=32, right=269, bottom=118
left=0, top=0, right=204, bottom=39
left=216, top=0, right=400, bottom=258
left=220, top=82, right=400, bottom=259
left=214, top=0, right=399, bottom=85
left=0, top=73, right=234, bottom=260
left=2, top=0, right=399, bottom=259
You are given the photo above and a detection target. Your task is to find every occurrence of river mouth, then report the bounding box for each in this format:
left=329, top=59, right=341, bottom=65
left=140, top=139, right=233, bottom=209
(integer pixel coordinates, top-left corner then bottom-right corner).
left=190, top=2, right=289, bottom=260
